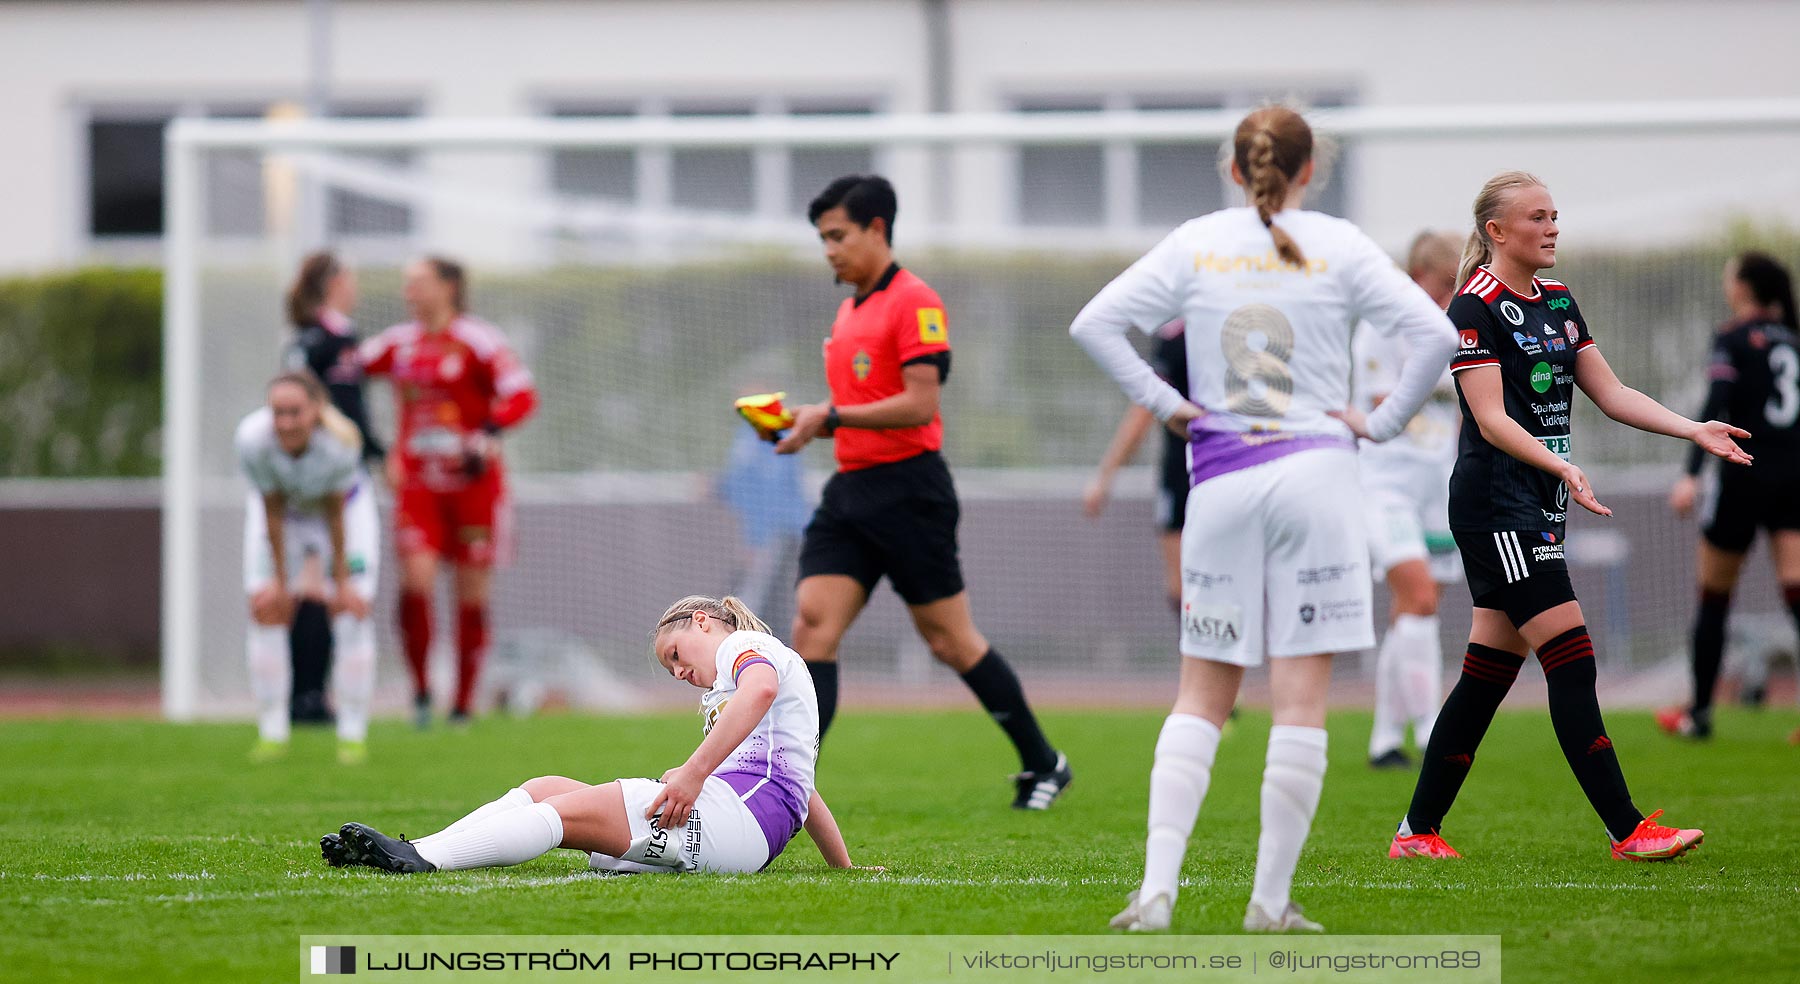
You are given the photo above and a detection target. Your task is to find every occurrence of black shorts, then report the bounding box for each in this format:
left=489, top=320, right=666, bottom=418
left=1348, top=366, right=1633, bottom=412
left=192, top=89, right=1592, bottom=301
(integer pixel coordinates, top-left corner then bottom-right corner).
left=1702, top=473, right=1800, bottom=553
left=798, top=451, right=965, bottom=606
left=1454, top=529, right=1577, bottom=628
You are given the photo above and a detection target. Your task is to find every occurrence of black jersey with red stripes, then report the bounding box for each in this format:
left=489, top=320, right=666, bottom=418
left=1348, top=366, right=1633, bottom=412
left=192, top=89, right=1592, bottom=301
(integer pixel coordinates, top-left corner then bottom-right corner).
left=1445, top=269, right=1596, bottom=534
left=1685, top=318, right=1800, bottom=481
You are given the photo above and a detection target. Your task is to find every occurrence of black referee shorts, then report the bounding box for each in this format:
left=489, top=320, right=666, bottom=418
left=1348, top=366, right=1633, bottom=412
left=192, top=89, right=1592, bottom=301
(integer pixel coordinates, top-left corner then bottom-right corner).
left=798, top=451, right=966, bottom=606
left=1702, top=472, right=1800, bottom=553
left=1454, top=529, right=1577, bottom=628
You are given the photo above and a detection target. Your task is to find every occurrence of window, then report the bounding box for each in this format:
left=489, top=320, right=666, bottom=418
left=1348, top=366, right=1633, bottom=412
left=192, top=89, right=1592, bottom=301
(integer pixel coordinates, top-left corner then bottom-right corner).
left=1015, top=98, right=1105, bottom=227
left=670, top=102, right=754, bottom=213
left=548, top=104, right=637, bottom=201
left=88, top=118, right=165, bottom=236
left=788, top=101, right=876, bottom=216
left=1134, top=97, right=1226, bottom=227
left=326, top=103, right=417, bottom=237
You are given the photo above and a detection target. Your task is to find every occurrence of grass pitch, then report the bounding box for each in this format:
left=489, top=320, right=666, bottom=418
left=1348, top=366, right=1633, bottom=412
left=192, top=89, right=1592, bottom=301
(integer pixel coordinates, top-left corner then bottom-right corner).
left=4, top=706, right=1796, bottom=982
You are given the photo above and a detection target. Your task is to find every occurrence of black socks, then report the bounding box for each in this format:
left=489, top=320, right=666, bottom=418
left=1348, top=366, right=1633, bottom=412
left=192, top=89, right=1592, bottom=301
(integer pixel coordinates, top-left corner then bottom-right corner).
left=1540, top=626, right=1641, bottom=841
left=1406, top=643, right=1523, bottom=835
left=806, top=660, right=840, bottom=738
left=1691, top=590, right=1731, bottom=713
left=960, top=649, right=1058, bottom=773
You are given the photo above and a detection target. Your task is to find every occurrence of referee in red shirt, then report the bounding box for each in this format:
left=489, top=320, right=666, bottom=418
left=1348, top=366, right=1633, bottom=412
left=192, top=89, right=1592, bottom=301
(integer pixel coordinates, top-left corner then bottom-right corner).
left=776, top=175, right=1071, bottom=809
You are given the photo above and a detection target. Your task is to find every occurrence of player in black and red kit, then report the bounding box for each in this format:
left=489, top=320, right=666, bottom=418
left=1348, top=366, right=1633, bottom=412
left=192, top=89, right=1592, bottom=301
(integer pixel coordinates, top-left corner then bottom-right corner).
left=279, top=252, right=385, bottom=726
left=1660, top=253, right=1800, bottom=739
left=1389, top=172, right=1749, bottom=863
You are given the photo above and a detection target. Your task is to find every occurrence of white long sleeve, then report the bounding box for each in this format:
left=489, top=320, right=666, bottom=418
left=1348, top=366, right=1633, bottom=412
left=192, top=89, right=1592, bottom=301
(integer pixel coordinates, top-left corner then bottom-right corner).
left=1069, top=231, right=1191, bottom=422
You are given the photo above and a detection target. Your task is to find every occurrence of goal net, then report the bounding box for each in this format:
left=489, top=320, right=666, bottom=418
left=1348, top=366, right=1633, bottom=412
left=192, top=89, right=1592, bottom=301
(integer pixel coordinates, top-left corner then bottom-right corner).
left=162, top=104, right=1800, bottom=719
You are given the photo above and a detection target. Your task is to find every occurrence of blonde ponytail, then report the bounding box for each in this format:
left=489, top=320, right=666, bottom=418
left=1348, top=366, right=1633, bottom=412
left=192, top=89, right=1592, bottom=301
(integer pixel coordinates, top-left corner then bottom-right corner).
left=1232, top=106, right=1313, bottom=269
left=1458, top=170, right=1545, bottom=289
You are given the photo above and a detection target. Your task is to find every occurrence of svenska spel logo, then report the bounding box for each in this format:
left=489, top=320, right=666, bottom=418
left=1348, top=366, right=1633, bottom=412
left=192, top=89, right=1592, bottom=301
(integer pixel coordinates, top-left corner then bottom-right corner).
left=310, top=945, right=356, bottom=975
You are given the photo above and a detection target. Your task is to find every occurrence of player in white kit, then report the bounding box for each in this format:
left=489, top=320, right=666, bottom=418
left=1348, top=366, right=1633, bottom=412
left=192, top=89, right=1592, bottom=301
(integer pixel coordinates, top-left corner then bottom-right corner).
left=1071, top=107, right=1457, bottom=933
left=1354, top=232, right=1464, bottom=769
left=236, top=372, right=379, bottom=764
left=322, top=595, right=879, bottom=875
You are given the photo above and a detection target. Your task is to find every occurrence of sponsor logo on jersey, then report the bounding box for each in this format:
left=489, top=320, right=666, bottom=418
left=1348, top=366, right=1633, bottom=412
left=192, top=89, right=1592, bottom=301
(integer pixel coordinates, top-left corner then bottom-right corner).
left=1296, top=562, right=1361, bottom=584
left=1299, top=604, right=1316, bottom=624
left=1182, top=602, right=1241, bottom=646
left=1541, top=531, right=1559, bottom=542
left=1556, top=482, right=1570, bottom=511
left=1533, top=542, right=1566, bottom=563
left=1182, top=569, right=1235, bottom=588
left=1548, top=337, right=1567, bottom=351
left=1547, top=297, right=1572, bottom=311
left=1500, top=300, right=1526, bottom=325
left=852, top=350, right=872, bottom=381
left=1531, top=400, right=1570, bottom=428
left=1299, top=599, right=1366, bottom=624
left=1193, top=250, right=1330, bottom=276
left=1542, top=321, right=1560, bottom=337
left=1538, top=433, right=1572, bottom=459
left=1459, top=328, right=1481, bottom=350
left=1513, top=331, right=1543, bottom=355
left=916, top=307, right=947, bottom=345
left=1530, top=362, right=1554, bottom=393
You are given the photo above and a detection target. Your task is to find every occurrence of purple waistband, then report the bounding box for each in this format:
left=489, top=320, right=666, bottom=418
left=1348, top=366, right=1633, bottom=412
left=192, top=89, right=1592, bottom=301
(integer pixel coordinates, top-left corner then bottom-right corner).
left=1188, top=425, right=1353, bottom=486
left=715, top=771, right=806, bottom=868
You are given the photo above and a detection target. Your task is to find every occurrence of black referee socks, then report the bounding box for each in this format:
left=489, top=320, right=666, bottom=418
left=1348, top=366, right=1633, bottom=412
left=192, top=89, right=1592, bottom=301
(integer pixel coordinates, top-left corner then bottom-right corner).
left=1539, top=626, right=1641, bottom=841
left=807, top=661, right=840, bottom=738
left=1405, top=643, right=1523, bottom=835
left=960, top=650, right=1059, bottom=774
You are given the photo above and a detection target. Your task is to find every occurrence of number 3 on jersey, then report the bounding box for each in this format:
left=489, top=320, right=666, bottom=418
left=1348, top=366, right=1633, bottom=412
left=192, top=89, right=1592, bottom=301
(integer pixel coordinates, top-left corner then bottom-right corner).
left=1767, top=342, right=1799, bottom=428
left=1221, top=303, right=1296, bottom=417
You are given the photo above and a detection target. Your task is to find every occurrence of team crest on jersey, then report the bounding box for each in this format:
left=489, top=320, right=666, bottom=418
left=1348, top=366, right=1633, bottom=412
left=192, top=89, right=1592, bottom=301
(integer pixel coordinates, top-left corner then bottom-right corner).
left=917, top=307, right=947, bottom=345
left=852, top=350, right=872, bottom=381
left=1500, top=300, right=1526, bottom=325
left=439, top=353, right=465, bottom=381
left=1565, top=320, right=1579, bottom=336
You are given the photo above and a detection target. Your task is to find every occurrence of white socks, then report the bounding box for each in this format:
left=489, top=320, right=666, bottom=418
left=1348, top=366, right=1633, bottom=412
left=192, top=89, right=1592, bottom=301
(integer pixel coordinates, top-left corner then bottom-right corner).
left=332, top=615, right=375, bottom=744
left=1369, top=614, right=1441, bottom=757
left=1139, top=714, right=1222, bottom=904
left=414, top=801, right=564, bottom=871
left=414, top=787, right=536, bottom=853
left=246, top=624, right=291, bottom=743
left=1395, top=614, right=1442, bottom=748
left=1250, top=725, right=1328, bottom=919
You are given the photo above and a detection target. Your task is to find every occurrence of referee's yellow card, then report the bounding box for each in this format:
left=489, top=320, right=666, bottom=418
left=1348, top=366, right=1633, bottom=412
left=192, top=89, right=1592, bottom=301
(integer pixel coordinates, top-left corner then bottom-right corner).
left=917, top=307, right=947, bottom=344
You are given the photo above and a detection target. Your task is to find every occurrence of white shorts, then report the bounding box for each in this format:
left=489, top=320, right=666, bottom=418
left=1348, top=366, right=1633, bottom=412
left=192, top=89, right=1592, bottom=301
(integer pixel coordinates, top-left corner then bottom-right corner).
left=1362, top=480, right=1462, bottom=584
left=609, top=776, right=771, bottom=874
left=241, top=483, right=380, bottom=599
left=1179, top=448, right=1375, bottom=665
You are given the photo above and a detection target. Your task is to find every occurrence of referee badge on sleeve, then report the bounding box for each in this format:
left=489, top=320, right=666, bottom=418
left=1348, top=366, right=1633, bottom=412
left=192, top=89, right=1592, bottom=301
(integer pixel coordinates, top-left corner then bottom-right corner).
left=917, top=307, right=947, bottom=344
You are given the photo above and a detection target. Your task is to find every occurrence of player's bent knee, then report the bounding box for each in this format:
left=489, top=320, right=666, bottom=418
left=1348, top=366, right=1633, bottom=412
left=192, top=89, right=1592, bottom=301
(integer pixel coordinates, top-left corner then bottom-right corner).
left=521, top=776, right=586, bottom=801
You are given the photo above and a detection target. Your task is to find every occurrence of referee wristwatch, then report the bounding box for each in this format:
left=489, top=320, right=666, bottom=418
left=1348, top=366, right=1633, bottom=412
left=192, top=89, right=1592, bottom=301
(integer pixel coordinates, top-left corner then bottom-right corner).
left=823, top=405, right=841, bottom=435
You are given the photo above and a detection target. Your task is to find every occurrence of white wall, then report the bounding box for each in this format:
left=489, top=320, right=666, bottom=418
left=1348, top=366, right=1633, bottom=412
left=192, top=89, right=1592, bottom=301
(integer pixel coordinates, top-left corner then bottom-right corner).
left=4, top=0, right=1799, bottom=270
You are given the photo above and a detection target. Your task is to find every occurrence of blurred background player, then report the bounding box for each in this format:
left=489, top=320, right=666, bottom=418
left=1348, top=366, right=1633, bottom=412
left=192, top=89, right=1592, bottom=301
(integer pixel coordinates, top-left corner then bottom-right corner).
left=1072, top=106, right=1458, bottom=933
left=280, top=251, right=385, bottom=727
left=359, top=256, right=537, bottom=727
left=1661, top=253, right=1800, bottom=739
left=1353, top=231, right=1464, bottom=769
left=1084, top=319, right=1189, bottom=611
left=774, top=174, right=1072, bottom=810
left=717, top=381, right=814, bottom=638
left=322, top=595, right=879, bottom=875
left=1391, top=172, right=1746, bottom=864
left=236, top=372, right=377, bottom=764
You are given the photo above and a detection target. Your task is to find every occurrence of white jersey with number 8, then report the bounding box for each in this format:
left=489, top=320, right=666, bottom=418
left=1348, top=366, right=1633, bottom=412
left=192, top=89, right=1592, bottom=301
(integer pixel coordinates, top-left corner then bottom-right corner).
left=1071, top=207, right=1454, bottom=441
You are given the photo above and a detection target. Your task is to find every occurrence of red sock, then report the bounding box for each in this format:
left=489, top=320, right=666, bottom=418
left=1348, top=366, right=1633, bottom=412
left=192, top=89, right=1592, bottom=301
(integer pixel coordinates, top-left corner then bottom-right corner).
left=399, top=590, right=432, bottom=699
left=455, top=604, right=489, bottom=715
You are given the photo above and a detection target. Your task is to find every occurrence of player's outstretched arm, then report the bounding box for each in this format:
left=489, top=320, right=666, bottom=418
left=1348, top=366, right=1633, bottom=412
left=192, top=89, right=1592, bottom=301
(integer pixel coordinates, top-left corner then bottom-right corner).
left=1575, top=347, right=1751, bottom=464
left=805, top=790, right=883, bottom=871
left=1085, top=404, right=1156, bottom=518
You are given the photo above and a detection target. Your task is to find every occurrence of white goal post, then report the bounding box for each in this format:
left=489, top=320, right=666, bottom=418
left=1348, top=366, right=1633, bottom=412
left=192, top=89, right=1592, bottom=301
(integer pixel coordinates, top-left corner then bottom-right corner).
left=163, top=99, right=1800, bottom=720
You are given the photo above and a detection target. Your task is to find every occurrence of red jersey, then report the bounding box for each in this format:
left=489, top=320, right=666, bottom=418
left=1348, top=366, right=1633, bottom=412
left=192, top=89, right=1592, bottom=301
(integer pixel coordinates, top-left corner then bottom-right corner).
left=359, top=315, right=537, bottom=492
left=823, top=266, right=950, bottom=471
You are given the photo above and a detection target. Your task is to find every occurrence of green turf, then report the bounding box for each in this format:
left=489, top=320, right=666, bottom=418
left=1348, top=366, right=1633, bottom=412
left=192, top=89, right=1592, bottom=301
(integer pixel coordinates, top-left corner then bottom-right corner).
left=3, top=707, right=1797, bottom=983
